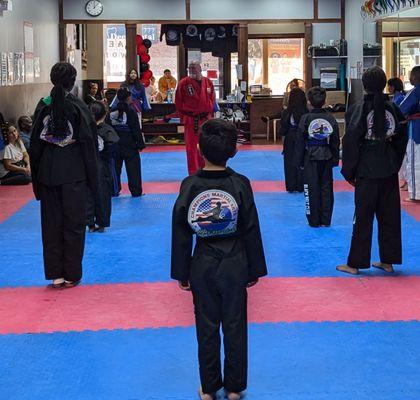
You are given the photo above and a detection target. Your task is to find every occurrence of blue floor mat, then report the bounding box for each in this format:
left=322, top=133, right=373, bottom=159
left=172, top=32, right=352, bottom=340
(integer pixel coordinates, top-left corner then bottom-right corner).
left=1, top=322, right=419, bottom=400
left=0, top=192, right=418, bottom=288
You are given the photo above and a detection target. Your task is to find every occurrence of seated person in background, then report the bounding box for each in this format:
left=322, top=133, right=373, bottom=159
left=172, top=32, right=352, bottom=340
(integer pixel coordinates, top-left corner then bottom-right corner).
left=17, top=115, right=33, bottom=150
left=387, top=77, right=405, bottom=106
left=0, top=124, right=31, bottom=186
left=158, top=69, right=177, bottom=100
left=85, top=82, right=103, bottom=106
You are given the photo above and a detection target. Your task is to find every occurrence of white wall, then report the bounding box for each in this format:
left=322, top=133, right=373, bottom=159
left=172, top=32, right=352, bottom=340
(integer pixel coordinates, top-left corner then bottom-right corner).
left=63, top=0, right=186, bottom=21
left=312, top=23, right=341, bottom=44
left=190, top=0, right=314, bottom=20
left=318, top=0, right=342, bottom=19
left=248, top=23, right=305, bottom=35
left=0, top=0, right=59, bottom=120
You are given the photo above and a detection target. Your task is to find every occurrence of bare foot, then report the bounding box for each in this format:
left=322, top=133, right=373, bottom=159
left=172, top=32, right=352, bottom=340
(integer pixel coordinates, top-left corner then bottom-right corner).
left=372, top=262, right=394, bottom=273
left=400, top=182, right=408, bottom=190
left=336, top=265, right=359, bottom=275
left=198, top=388, right=214, bottom=400
left=226, top=393, right=242, bottom=400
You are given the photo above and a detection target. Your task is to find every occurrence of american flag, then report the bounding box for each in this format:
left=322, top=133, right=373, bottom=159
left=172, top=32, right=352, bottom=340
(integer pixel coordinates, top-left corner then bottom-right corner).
left=195, top=198, right=230, bottom=225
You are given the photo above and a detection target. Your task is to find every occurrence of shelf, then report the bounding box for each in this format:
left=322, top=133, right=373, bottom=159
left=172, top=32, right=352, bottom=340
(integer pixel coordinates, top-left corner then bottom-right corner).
left=363, top=55, right=381, bottom=58
left=311, top=56, right=347, bottom=59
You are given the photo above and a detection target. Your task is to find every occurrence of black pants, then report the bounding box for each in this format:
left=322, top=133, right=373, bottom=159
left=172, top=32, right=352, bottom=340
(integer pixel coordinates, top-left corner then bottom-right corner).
left=303, top=158, right=334, bottom=227
left=283, top=136, right=303, bottom=192
left=0, top=171, right=31, bottom=185
left=86, top=161, right=112, bottom=227
left=39, top=181, right=87, bottom=281
left=347, top=174, right=402, bottom=269
left=115, top=144, right=142, bottom=197
left=190, top=250, right=248, bottom=394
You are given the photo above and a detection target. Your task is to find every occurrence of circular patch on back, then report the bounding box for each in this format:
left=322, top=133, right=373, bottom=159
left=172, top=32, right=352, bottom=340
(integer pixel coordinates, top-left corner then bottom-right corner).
left=188, top=190, right=239, bottom=238
left=308, top=118, right=334, bottom=140
left=366, top=110, right=396, bottom=140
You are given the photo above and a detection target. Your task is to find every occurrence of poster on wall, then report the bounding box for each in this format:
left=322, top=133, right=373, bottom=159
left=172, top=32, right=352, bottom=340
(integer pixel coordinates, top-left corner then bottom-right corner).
left=24, top=21, right=34, bottom=83
left=1, top=53, right=7, bottom=86
left=7, top=52, right=14, bottom=85
left=141, top=25, right=159, bottom=44
left=34, top=57, right=40, bottom=79
left=14, top=52, right=25, bottom=85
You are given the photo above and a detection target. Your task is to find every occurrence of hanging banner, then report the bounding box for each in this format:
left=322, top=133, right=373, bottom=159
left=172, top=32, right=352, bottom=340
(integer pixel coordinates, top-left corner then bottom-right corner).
left=0, top=53, right=7, bottom=86
left=361, top=1, right=420, bottom=20
left=105, top=25, right=126, bottom=83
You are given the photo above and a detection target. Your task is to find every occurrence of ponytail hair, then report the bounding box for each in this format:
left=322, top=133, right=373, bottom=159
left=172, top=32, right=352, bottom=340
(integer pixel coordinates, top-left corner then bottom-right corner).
left=116, top=87, right=131, bottom=118
left=49, top=62, right=77, bottom=138
left=362, top=66, right=387, bottom=139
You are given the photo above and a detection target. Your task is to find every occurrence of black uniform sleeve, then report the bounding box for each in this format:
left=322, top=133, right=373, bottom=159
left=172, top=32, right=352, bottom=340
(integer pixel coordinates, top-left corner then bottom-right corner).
left=29, top=100, right=47, bottom=200
left=78, top=107, right=99, bottom=193
left=341, top=104, right=364, bottom=182
left=279, top=110, right=290, bottom=137
left=294, top=115, right=307, bottom=168
left=390, top=104, right=409, bottom=169
left=239, top=177, right=268, bottom=282
left=171, top=180, right=193, bottom=281
left=330, top=117, right=341, bottom=167
left=128, top=109, right=146, bottom=151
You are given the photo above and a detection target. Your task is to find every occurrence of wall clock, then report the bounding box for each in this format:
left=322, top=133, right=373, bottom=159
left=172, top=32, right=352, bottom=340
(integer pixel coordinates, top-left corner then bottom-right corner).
left=85, top=0, right=104, bottom=17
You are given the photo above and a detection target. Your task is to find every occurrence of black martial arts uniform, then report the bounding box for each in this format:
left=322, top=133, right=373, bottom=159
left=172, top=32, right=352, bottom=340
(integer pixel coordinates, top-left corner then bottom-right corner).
left=86, top=123, right=119, bottom=228
left=108, top=105, right=145, bottom=197
left=295, top=109, right=340, bottom=227
left=171, top=168, right=267, bottom=395
left=341, top=95, right=408, bottom=269
left=30, top=94, right=98, bottom=282
left=279, top=109, right=304, bottom=192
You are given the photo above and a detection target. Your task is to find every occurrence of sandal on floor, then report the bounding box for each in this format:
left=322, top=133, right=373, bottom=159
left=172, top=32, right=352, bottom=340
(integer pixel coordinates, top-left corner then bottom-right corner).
left=198, top=388, right=215, bottom=400
left=64, top=280, right=81, bottom=288
left=372, top=262, right=394, bottom=273
left=336, top=265, right=359, bottom=275
left=48, top=278, right=65, bottom=289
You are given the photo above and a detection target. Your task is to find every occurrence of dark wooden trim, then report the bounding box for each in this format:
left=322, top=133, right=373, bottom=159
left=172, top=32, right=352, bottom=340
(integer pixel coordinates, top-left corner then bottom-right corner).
left=222, top=54, right=232, bottom=98
left=185, top=0, right=191, bottom=20
left=262, top=39, right=269, bottom=86
left=177, top=41, right=187, bottom=80
left=237, top=24, right=249, bottom=92
left=125, top=24, right=138, bottom=75
left=304, top=22, right=313, bottom=87
left=314, top=0, right=319, bottom=20
left=383, top=31, right=420, bottom=37
left=58, top=0, right=66, bottom=61
left=62, top=18, right=343, bottom=25
left=249, top=33, right=305, bottom=39
left=341, top=0, right=345, bottom=39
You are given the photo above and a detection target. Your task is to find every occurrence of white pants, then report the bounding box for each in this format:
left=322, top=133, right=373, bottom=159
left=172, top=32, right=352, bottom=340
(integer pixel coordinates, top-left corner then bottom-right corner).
left=399, top=154, right=407, bottom=182
left=406, top=138, right=420, bottom=200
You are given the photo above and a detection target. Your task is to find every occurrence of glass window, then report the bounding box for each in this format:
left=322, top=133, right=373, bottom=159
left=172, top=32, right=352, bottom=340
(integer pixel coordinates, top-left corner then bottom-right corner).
left=142, top=25, right=179, bottom=82
left=104, top=24, right=126, bottom=84
left=267, top=39, right=304, bottom=95
left=248, top=39, right=264, bottom=86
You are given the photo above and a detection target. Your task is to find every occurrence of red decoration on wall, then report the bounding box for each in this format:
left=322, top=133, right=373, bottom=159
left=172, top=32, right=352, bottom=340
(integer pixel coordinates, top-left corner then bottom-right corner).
left=140, top=53, right=151, bottom=63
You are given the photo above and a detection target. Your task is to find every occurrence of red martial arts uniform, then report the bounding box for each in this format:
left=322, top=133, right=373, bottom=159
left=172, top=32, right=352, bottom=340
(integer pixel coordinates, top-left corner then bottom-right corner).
left=175, top=76, right=215, bottom=175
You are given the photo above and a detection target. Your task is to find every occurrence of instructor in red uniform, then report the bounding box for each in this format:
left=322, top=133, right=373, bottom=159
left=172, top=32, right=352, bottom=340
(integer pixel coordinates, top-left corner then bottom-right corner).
left=176, top=61, right=215, bottom=175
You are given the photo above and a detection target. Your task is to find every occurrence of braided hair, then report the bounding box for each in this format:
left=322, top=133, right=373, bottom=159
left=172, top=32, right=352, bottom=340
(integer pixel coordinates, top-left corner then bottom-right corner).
left=49, top=62, right=77, bottom=138
left=362, top=66, right=387, bottom=140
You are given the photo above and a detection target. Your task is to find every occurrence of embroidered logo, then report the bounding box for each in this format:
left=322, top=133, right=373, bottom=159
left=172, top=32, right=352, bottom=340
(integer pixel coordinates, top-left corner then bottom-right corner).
left=188, top=190, right=239, bottom=238
left=187, top=84, right=195, bottom=96
left=308, top=118, right=334, bottom=140
left=366, top=110, right=396, bottom=140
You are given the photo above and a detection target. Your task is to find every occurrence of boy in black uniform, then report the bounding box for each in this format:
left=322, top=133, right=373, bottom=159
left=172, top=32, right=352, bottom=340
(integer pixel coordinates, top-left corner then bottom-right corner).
left=30, top=62, right=98, bottom=288
left=337, top=67, right=408, bottom=275
left=295, top=86, right=340, bottom=227
left=87, top=101, right=119, bottom=233
left=171, top=119, right=267, bottom=400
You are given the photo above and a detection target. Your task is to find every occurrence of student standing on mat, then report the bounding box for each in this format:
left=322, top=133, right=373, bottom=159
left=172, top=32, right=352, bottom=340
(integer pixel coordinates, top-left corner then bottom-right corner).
left=279, top=87, right=308, bottom=193
left=30, top=62, right=98, bottom=288
left=171, top=119, right=267, bottom=400
left=108, top=87, right=145, bottom=197
left=295, top=86, right=340, bottom=227
left=337, top=66, right=408, bottom=275
left=399, top=66, right=420, bottom=202
left=87, top=101, right=119, bottom=233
